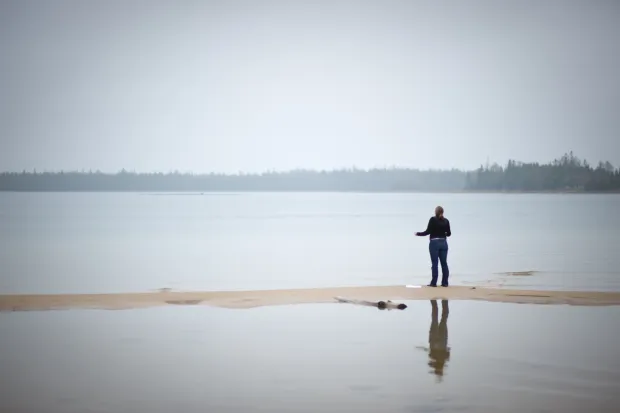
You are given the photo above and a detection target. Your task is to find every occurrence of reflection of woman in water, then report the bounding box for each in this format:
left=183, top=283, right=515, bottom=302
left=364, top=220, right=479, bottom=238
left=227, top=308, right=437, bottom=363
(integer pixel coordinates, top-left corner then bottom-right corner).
left=423, top=300, right=451, bottom=381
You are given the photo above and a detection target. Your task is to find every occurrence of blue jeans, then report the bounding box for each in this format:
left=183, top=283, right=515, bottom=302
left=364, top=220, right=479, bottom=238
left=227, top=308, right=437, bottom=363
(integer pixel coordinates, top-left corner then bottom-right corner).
left=429, top=239, right=449, bottom=286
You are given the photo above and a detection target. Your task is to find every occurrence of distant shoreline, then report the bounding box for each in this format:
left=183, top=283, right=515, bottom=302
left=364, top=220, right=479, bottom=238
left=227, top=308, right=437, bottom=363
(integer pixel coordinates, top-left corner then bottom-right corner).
left=1, top=189, right=619, bottom=194
left=2, top=152, right=619, bottom=192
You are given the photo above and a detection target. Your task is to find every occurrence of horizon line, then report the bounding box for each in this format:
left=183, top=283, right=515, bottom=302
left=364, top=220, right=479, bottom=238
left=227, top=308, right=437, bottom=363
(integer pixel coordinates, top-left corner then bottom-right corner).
left=2, top=151, right=613, bottom=175
left=0, top=166, right=477, bottom=175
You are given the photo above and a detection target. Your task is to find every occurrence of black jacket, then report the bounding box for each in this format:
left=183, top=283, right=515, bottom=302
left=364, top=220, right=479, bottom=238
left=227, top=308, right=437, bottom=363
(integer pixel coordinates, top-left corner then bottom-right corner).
left=417, top=216, right=451, bottom=239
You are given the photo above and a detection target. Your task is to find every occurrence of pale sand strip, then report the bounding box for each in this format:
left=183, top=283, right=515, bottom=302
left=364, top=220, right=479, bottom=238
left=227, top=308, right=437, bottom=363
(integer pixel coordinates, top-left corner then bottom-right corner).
left=2, top=286, right=620, bottom=311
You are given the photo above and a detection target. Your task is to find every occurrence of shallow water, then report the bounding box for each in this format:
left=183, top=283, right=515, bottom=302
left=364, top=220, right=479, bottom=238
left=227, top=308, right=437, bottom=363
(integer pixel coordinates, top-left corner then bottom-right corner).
left=0, top=300, right=618, bottom=413
left=1, top=192, right=619, bottom=294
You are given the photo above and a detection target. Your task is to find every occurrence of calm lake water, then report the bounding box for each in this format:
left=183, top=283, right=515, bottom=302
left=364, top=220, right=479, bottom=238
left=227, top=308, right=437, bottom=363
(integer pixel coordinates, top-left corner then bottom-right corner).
left=1, top=192, right=619, bottom=294
left=1, top=300, right=619, bottom=413
left=2, top=192, right=620, bottom=412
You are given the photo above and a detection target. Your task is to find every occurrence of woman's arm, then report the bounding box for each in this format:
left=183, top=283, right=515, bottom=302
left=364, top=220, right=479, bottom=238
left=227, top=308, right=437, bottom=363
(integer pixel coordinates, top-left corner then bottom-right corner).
left=416, top=218, right=434, bottom=236
left=446, top=220, right=451, bottom=237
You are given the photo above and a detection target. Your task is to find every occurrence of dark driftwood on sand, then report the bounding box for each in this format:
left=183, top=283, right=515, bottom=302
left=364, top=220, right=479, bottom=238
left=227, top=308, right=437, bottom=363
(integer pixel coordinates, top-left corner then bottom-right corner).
left=165, top=300, right=203, bottom=305
left=334, top=296, right=407, bottom=310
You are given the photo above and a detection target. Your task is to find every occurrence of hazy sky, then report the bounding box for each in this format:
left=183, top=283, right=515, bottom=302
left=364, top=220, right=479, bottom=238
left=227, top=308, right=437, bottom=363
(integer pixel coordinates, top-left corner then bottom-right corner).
left=1, top=0, right=619, bottom=173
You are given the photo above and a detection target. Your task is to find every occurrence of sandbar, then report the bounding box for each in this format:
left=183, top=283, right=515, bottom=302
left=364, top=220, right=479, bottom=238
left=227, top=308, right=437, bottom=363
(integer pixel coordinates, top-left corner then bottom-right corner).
left=2, top=285, right=620, bottom=312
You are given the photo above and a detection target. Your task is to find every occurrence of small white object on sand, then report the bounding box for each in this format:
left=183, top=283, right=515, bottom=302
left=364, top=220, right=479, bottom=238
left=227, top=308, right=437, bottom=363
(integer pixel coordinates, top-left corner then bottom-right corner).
left=405, top=285, right=422, bottom=289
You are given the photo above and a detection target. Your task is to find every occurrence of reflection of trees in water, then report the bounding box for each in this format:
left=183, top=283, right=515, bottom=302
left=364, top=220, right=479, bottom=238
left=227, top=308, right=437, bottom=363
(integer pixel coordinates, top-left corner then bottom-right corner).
left=419, top=300, right=451, bottom=382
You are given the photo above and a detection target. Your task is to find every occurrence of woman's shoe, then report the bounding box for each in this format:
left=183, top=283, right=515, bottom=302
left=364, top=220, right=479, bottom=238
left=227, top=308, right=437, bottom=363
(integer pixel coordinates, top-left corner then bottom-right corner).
left=427, top=284, right=437, bottom=287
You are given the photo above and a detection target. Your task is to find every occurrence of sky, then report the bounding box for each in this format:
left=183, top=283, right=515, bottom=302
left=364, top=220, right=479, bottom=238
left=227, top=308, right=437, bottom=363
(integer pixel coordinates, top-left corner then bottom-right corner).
left=1, top=0, right=619, bottom=174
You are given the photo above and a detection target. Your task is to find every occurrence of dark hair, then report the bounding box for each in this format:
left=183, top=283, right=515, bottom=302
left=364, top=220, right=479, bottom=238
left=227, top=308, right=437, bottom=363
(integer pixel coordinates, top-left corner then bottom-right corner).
left=435, top=206, right=444, bottom=218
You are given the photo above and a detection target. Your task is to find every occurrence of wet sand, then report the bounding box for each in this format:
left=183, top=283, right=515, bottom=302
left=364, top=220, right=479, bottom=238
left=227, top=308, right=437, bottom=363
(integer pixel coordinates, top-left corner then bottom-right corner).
left=2, top=285, right=620, bottom=311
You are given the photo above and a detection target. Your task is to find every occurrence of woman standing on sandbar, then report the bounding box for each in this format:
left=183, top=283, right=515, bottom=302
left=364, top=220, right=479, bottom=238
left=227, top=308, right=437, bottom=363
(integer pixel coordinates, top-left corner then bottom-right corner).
left=416, top=206, right=451, bottom=287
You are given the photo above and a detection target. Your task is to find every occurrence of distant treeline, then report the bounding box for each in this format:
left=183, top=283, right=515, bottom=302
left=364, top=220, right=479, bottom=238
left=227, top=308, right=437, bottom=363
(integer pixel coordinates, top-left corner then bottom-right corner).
left=0, top=168, right=467, bottom=192
left=1, top=152, right=619, bottom=192
left=465, top=152, right=620, bottom=192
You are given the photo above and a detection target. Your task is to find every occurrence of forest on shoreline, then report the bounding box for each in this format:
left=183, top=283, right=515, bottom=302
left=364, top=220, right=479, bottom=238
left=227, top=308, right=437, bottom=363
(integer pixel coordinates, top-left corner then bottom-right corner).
left=1, top=152, right=619, bottom=192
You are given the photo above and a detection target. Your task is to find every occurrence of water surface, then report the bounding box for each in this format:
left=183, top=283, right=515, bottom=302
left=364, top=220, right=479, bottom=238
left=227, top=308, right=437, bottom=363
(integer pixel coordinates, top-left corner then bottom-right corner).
left=0, top=300, right=618, bottom=413
left=1, top=192, right=619, bottom=293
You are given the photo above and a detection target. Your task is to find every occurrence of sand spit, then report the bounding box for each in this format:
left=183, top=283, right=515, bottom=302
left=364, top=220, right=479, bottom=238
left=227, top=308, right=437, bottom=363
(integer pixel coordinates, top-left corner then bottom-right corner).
left=2, top=285, right=620, bottom=312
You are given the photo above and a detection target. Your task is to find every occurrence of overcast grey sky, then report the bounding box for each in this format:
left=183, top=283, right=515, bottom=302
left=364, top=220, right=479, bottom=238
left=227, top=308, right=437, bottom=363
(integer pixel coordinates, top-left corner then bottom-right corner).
left=1, top=0, right=619, bottom=173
